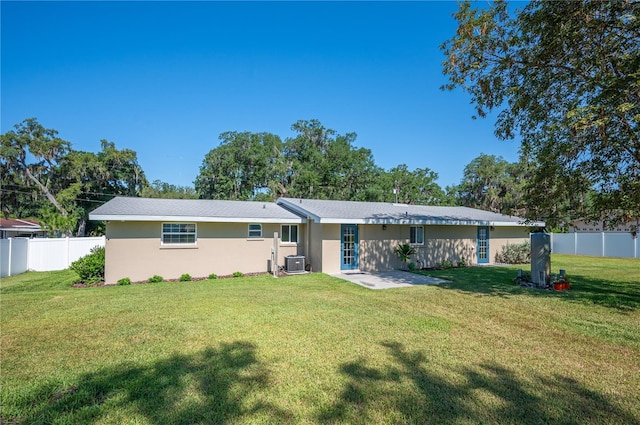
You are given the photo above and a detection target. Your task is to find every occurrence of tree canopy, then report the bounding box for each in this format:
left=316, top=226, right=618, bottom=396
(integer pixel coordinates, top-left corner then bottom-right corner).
left=1, top=118, right=146, bottom=235
left=195, top=119, right=446, bottom=203
left=442, top=0, right=640, bottom=229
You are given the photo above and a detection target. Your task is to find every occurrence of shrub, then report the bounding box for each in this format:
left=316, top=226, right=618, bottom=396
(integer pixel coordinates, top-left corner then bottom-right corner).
left=457, top=257, right=467, bottom=268
left=437, top=260, right=454, bottom=269
left=394, top=243, right=416, bottom=269
left=208, top=273, right=218, bottom=280
left=179, top=273, right=192, bottom=282
left=148, top=275, right=163, bottom=283
left=408, top=262, right=416, bottom=271
left=117, top=277, right=131, bottom=286
left=70, top=246, right=105, bottom=283
left=496, top=241, right=531, bottom=264
left=232, top=271, right=243, bottom=278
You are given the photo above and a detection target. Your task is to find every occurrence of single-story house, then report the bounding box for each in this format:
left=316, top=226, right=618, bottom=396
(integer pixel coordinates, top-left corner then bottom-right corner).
left=90, top=196, right=544, bottom=284
left=277, top=198, right=543, bottom=274
left=569, top=217, right=639, bottom=233
left=0, top=218, right=45, bottom=239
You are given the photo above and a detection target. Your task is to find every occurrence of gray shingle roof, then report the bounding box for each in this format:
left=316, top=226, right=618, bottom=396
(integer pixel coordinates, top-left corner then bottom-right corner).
left=278, top=198, right=543, bottom=227
left=90, top=197, right=304, bottom=223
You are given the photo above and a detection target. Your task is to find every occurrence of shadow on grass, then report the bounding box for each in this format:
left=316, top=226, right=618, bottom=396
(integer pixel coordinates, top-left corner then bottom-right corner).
left=319, top=341, right=637, bottom=424
left=416, top=266, right=640, bottom=311
left=8, top=341, right=291, bottom=424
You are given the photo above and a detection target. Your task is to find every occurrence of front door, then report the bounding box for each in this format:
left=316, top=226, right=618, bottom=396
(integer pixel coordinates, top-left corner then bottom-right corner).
left=477, top=226, right=489, bottom=264
left=341, top=224, right=359, bottom=270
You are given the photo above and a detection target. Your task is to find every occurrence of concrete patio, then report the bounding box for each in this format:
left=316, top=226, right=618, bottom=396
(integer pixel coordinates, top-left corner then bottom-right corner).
left=332, top=270, right=449, bottom=290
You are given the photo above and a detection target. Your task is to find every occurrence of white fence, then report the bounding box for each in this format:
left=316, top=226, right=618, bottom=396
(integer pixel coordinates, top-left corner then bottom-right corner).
left=0, top=236, right=106, bottom=278
left=551, top=232, right=638, bottom=258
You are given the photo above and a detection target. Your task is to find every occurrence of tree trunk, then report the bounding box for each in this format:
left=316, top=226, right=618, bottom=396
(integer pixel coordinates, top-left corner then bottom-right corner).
left=23, top=166, right=67, bottom=216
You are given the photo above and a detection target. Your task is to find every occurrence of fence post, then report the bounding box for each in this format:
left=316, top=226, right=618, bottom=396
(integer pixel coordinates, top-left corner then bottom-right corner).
left=601, top=232, right=605, bottom=257
left=7, top=238, right=12, bottom=277
left=66, top=236, right=70, bottom=268
left=574, top=232, right=578, bottom=255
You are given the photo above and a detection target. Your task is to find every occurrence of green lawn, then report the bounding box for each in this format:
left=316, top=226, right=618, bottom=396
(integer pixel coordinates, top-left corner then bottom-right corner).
left=1, top=254, right=639, bottom=424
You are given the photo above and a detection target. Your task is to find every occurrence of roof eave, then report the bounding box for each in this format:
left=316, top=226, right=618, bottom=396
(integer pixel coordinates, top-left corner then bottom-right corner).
left=89, top=214, right=305, bottom=224
left=317, top=218, right=541, bottom=226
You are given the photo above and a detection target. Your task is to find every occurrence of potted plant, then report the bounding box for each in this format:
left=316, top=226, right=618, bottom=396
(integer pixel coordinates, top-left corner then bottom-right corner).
left=394, top=243, right=416, bottom=270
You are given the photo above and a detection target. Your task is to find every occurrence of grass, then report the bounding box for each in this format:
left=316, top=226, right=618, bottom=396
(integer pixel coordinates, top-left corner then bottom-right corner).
left=1, top=254, right=639, bottom=424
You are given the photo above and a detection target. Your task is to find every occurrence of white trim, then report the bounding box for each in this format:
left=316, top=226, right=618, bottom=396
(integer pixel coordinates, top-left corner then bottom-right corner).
left=409, top=225, right=424, bottom=245
left=161, top=222, right=197, bottom=246
left=317, top=217, right=538, bottom=226
left=281, top=224, right=299, bottom=244
left=90, top=214, right=304, bottom=224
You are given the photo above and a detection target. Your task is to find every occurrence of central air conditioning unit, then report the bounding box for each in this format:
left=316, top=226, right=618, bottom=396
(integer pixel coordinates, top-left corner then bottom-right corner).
left=285, top=255, right=306, bottom=274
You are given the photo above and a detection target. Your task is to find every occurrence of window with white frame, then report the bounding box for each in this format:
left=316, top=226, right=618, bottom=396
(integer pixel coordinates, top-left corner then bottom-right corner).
left=281, top=224, right=298, bottom=243
left=410, top=226, right=424, bottom=245
left=248, top=223, right=262, bottom=238
left=162, top=223, right=196, bottom=244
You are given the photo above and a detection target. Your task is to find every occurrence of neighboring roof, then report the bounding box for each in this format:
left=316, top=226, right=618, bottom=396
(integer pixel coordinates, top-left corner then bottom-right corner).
left=0, top=218, right=42, bottom=231
left=89, top=197, right=305, bottom=223
left=278, top=198, right=544, bottom=227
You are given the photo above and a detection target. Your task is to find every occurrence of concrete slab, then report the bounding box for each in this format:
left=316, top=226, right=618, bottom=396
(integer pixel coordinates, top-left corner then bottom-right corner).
left=331, top=270, right=449, bottom=290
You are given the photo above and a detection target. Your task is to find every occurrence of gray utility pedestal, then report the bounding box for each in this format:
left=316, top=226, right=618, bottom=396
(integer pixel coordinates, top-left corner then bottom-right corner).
left=531, top=233, right=551, bottom=287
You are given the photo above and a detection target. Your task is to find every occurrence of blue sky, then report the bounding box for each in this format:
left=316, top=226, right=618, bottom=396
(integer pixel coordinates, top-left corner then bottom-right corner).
left=2, top=1, right=521, bottom=190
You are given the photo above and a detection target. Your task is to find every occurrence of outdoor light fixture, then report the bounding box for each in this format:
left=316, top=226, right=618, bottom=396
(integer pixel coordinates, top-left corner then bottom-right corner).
left=382, top=224, right=387, bottom=230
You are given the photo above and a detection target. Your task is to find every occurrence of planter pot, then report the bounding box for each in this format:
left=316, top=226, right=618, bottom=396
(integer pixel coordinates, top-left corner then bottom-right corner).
left=553, top=282, right=565, bottom=291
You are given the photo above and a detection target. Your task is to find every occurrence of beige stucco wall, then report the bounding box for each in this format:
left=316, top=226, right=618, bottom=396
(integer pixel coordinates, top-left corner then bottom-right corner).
left=307, top=220, right=323, bottom=273
left=320, top=224, right=341, bottom=274
left=341, top=224, right=531, bottom=273
left=104, top=221, right=304, bottom=284
left=487, top=226, right=530, bottom=263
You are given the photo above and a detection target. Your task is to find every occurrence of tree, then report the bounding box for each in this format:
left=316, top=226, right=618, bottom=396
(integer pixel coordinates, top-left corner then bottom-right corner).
left=59, top=140, right=147, bottom=235
left=195, top=120, right=384, bottom=202
left=141, top=180, right=197, bottom=199
left=453, top=154, right=528, bottom=215
left=1, top=118, right=73, bottom=233
left=442, top=0, right=640, bottom=229
left=376, top=164, right=446, bottom=205
left=1, top=119, right=147, bottom=236
left=195, top=131, right=283, bottom=200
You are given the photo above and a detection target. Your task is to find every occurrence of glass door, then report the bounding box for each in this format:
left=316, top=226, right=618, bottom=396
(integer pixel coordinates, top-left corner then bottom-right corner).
left=477, top=226, right=489, bottom=264
left=341, top=224, right=359, bottom=270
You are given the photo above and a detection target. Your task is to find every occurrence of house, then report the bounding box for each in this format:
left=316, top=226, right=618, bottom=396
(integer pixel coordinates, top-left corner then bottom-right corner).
left=90, top=196, right=543, bottom=284
left=276, top=198, right=543, bottom=274
left=0, top=218, right=45, bottom=239
left=89, top=197, right=305, bottom=284
left=569, top=218, right=639, bottom=233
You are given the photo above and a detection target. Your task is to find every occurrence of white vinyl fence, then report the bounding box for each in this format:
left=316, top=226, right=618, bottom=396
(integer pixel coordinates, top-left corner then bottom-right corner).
left=551, top=232, right=638, bottom=258
left=0, top=236, right=105, bottom=278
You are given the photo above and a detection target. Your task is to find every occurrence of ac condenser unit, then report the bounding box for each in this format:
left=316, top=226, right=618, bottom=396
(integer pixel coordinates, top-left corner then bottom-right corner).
left=285, top=255, right=306, bottom=274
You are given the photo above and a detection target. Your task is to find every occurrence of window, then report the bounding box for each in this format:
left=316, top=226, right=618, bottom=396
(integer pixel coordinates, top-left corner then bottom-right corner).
left=248, top=223, right=262, bottom=238
left=410, top=226, right=424, bottom=245
left=281, top=224, right=298, bottom=243
left=162, top=223, right=196, bottom=244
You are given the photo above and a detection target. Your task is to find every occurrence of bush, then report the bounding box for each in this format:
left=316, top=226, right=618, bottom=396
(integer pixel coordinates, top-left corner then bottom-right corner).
left=496, top=241, right=531, bottom=264
left=70, top=246, right=105, bottom=283
left=208, top=273, right=218, bottom=280
left=148, top=275, right=163, bottom=283
left=457, top=257, right=467, bottom=268
left=408, top=262, right=416, bottom=271
left=179, top=273, right=192, bottom=282
left=117, top=277, right=131, bottom=286
left=232, top=271, right=243, bottom=278
left=436, top=260, right=454, bottom=269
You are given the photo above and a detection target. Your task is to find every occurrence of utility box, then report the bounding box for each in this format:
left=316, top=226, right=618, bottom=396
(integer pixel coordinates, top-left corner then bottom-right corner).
left=285, top=255, right=306, bottom=274
left=531, top=233, right=551, bottom=287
